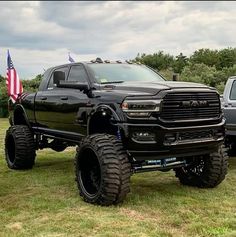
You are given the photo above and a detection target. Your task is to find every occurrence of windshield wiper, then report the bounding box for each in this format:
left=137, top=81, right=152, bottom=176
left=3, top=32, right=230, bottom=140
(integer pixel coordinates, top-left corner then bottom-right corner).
left=100, top=81, right=124, bottom=84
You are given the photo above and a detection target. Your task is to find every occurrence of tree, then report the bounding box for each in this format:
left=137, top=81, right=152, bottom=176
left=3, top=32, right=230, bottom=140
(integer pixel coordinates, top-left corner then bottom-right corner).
left=159, top=68, right=175, bottom=81
left=134, top=51, right=175, bottom=71
left=180, top=63, right=218, bottom=87
left=217, top=48, right=236, bottom=70
left=0, top=74, right=43, bottom=118
left=190, top=48, right=219, bottom=67
left=173, top=53, right=188, bottom=73
left=0, top=76, right=9, bottom=117
left=22, top=74, right=42, bottom=92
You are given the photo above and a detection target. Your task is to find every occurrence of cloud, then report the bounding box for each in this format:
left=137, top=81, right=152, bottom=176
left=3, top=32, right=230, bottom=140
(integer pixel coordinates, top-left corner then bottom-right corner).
left=0, top=1, right=235, bottom=78
left=0, top=47, right=96, bottom=79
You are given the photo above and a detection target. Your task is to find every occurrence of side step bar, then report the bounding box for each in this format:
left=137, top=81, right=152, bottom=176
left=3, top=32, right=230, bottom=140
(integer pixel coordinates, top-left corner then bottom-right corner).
left=32, top=127, right=83, bottom=143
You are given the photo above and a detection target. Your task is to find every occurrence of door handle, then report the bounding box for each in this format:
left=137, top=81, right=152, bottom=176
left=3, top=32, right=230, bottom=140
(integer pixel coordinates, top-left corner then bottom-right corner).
left=40, top=97, right=47, bottom=100
left=60, top=96, right=68, bottom=100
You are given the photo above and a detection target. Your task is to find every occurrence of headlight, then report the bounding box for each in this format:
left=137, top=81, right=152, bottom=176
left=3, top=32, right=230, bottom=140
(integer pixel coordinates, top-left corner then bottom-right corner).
left=121, top=99, right=161, bottom=117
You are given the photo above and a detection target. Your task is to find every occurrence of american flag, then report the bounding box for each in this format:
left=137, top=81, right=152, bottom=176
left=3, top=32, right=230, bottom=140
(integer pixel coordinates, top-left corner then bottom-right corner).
left=6, top=50, right=23, bottom=103
left=68, top=52, right=75, bottom=63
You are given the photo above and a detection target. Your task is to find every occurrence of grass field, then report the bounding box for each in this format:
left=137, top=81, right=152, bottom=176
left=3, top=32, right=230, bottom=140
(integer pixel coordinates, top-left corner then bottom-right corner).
left=0, top=118, right=235, bottom=237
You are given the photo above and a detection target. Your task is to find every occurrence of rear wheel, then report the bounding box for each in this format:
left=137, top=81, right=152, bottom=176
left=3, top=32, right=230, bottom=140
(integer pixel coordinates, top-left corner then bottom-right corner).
left=225, top=138, right=236, bottom=156
left=5, top=125, right=36, bottom=169
left=75, top=134, right=131, bottom=206
left=175, top=145, right=228, bottom=188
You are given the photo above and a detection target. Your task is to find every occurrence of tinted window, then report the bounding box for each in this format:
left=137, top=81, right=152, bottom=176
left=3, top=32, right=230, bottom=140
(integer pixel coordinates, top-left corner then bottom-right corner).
left=68, top=65, right=88, bottom=83
left=39, top=69, right=51, bottom=91
left=230, top=80, right=236, bottom=100
left=88, top=64, right=164, bottom=84
left=47, top=66, right=69, bottom=89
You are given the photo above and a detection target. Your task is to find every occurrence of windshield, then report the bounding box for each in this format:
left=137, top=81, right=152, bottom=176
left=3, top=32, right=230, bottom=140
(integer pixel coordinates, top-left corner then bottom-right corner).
left=88, top=64, right=165, bottom=84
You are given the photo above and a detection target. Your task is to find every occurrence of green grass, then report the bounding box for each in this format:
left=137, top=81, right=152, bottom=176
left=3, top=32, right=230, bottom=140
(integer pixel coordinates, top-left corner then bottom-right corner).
left=0, top=118, right=235, bottom=237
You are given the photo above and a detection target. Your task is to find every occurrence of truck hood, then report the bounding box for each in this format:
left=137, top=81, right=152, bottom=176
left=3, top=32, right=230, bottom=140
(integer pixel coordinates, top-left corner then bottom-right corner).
left=120, top=81, right=208, bottom=91
left=94, top=81, right=212, bottom=103
left=100, top=81, right=210, bottom=95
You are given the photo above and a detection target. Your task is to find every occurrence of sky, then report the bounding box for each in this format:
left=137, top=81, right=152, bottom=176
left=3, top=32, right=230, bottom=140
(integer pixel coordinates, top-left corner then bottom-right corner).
left=0, top=1, right=235, bottom=79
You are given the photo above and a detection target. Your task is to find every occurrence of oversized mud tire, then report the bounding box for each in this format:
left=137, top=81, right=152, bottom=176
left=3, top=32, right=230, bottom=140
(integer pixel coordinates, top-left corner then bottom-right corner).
left=227, top=141, right=236, bottom=156
left=5, top=125, right=36, bottom=169
left=75, top=134, right=131, bottom=206
left=175, top=145, right=228, bottom=188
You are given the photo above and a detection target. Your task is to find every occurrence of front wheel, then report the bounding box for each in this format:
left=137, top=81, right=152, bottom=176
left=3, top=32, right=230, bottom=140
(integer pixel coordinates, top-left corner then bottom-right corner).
left=75, top=134, right=131, bottom=206
left=175, top=145, right=228, bottom=188
left=5, top=125, right=36, bottom=169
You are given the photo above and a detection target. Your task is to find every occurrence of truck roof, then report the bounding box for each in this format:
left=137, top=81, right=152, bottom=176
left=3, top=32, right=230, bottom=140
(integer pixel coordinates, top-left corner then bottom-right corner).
left=47, top=58, right=139, bottom=71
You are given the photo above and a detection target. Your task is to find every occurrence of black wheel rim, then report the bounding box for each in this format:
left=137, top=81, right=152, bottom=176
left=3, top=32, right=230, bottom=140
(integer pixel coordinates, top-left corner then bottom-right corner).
left=78, top=147, right=101, bottom=198
left=6, top=135, right=16, bottom=164
left=185, top=156, right=205, bottom=177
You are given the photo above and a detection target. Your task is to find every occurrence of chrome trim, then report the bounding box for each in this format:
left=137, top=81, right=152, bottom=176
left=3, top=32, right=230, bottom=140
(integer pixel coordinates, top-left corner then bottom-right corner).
left=164, top=137, right=223, bottom=146
left=118, top=119, right=225, bottom=130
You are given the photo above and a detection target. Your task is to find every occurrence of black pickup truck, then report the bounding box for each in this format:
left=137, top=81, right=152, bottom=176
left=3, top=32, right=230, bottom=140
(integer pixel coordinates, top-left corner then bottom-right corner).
left=5, top=59, right=228, bottom=205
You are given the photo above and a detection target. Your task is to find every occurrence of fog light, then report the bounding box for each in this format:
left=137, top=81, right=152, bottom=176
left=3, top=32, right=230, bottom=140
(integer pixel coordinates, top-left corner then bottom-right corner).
left=132, top=132, right=156, bottom=142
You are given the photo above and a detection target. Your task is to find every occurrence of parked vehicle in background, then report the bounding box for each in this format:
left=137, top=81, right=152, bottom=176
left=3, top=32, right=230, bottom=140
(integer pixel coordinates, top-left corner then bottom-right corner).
left=222, top=76, right=236, bottom=155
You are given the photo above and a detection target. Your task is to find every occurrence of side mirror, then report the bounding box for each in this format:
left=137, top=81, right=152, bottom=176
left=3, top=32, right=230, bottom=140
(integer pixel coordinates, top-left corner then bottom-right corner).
left=57, top=81, right=89, bottom=92
left=53, top=71, right=65, bottom=86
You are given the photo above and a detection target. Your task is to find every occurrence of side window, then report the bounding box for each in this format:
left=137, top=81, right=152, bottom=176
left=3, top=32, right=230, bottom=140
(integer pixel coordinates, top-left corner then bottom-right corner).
left=68, top=65, right=88, bottom=83
left=47, top=66, right=69, bottom=89
left=230, top=81, right=236, bottom=100
left=39, top=69, right=51, bottom=91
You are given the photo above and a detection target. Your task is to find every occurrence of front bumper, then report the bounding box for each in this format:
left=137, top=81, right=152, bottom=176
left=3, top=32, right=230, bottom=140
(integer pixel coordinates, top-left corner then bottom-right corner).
left=119, top=119, right=225, bottom=160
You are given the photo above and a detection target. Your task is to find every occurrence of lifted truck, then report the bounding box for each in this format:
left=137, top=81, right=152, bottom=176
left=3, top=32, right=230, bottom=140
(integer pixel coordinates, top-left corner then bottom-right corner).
left=5, top=59, right=228, bottom=205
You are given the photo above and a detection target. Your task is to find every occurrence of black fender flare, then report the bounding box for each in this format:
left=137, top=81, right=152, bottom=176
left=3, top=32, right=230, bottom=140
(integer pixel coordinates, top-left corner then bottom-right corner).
left=87, top=105, right=121, bottom=134
left=13, top=104, right=31, bottom=128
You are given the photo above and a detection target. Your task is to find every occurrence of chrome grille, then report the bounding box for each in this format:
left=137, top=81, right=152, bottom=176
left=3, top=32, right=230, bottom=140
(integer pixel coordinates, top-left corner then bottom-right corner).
left=160, top=92, right=220, bottom=121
